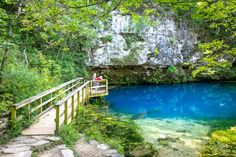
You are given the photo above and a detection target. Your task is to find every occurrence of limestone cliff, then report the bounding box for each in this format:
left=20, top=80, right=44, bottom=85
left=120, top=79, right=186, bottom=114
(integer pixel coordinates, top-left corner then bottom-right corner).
left=87, top=11, right=201, bottom=66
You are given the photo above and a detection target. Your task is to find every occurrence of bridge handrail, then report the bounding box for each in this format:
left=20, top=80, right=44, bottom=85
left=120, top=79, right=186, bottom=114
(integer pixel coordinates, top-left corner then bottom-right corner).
left=55, top=81, right=90, bottom=106
left=12, top=77, right=84, bottom=109
left=54, top=79, right=108, bottom=132
left=10, top=77, right=84, bottom=123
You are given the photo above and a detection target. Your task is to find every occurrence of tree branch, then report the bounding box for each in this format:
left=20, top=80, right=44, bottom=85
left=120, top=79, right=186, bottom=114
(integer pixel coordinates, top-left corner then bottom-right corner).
left=62, top=0, right=111, bottom=9
left=96, top=0, right=123, bottom=22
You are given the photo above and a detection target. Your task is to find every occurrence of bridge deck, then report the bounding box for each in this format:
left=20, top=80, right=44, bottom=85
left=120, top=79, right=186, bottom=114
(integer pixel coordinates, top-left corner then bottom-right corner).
left=22, top=108, right=56, bottom=135
left=21, top=88, right=108, bottom=135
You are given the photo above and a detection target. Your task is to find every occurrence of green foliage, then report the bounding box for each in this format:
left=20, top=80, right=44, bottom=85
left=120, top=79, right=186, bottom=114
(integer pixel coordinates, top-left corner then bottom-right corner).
left=167, top=65, right=177, bottom=74
left=74, top=105, right=144, bottom=154
left=192, top=40, right=232, bottom=79
left=154, top=47, right=159, bottom=56
left=101, top=35, right=113, bottom=43
left=59, top=123, right=80, bottom=147
left=2, top=64, right=55, bottom=102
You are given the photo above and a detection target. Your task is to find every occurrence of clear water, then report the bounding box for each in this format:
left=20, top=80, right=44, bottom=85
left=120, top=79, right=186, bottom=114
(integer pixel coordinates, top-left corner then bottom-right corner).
left=105, top=82, right=236, bottom=120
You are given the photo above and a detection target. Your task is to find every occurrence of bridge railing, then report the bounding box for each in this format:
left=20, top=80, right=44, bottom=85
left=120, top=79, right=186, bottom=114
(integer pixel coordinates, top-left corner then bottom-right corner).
left=10, top=77, right=84, bottom=124
left=89, top=79, right=108, bottom=97
left=55, top=79, right=108, bottom=133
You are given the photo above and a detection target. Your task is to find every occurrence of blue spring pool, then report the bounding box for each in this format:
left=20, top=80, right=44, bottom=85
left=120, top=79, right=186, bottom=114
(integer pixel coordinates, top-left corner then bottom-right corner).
left=105, top=82, right=236, bottom=120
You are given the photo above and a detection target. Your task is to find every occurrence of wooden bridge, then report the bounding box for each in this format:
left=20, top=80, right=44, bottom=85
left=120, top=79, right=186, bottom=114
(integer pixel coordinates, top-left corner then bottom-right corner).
left=10, top=78, right=108, bottom=135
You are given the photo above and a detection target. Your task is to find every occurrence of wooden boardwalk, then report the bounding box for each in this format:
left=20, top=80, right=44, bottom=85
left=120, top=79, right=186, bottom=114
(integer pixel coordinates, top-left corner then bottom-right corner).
left=22, top=108, right=56, bottom=135
left=10, top=79, right=108, bottom=136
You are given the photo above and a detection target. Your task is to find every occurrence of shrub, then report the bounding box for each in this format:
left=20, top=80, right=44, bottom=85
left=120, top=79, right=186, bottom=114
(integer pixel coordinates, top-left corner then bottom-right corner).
left=59, top=123, right=80, bottom=147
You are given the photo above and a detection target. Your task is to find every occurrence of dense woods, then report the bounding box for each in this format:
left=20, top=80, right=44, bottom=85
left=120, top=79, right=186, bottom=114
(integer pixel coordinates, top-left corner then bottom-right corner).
left=0, top=0, right=236, bottom=113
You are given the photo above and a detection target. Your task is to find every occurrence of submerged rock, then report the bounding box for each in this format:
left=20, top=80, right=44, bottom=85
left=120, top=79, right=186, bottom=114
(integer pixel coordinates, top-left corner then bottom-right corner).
left=129, top=145, right=159, bottom=157
left=202, top=140, right=236, bottom=157
left=157, top=136, right=180, bottom=147
left=134, top=118, right=210, bottom=157
left=201, top=127, right=236, bottom=157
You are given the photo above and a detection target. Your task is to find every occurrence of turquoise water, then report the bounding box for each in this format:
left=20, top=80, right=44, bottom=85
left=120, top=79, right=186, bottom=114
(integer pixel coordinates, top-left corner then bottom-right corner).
left=105, top=82, right=236, bottom=120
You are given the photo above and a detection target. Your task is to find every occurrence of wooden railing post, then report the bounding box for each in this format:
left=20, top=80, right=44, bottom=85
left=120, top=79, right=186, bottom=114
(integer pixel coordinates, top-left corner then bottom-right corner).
left=90, top=81, right=92, bottom=95
left=71, top=95, right=75, bottom=120
left=85, top=84, right=89, bottom=105
left=11, top=106, right=16, bottom=125
left=28, top=103, right=31, bottom=120
left=64, top=100, right=68, bottom=125
left=82, top=87, right=85, bottom=105
left=77, top=91, right=80, bottom=106
left=106, top=79, right=108, bottom=94
left=55, top=105, right=60, bottom=133
left=38, top=98, right=43, bottom=113
left=49, top=93, right=53, bottom=107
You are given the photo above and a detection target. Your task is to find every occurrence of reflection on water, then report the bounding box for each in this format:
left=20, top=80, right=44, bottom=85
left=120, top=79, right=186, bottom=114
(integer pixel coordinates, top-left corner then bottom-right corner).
left=105, top=83, right=236, bottom=156
left=105, top=82, right=236, bottom=120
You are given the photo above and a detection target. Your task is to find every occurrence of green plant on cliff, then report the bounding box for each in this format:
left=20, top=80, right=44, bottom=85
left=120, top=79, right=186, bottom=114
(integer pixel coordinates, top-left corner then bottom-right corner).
left=101, top=35, right=113, bottom=43
left=154, top=47, right=159, bottom=56
left=167, top=65, right=177, bottom=74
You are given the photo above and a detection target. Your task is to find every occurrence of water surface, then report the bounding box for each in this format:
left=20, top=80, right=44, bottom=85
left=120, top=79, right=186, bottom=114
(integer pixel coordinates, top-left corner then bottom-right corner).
left=105, top=82, right=236, bottom=156
left=105, top=82, right=236, bottom=120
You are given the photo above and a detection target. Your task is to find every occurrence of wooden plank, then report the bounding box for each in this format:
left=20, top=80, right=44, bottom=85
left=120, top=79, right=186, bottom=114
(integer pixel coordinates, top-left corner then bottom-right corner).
left=91, top=85, right=106, bottom=88
left=89, top=93, right=108, bottom=98
left=22, top=108, right=56, bottom=135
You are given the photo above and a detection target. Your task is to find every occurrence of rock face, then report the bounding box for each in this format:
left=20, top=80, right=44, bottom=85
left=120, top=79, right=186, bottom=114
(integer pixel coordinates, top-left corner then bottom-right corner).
left=87, top=11, right=200, bottom=66
left=88, top=65, right=195, bottom=85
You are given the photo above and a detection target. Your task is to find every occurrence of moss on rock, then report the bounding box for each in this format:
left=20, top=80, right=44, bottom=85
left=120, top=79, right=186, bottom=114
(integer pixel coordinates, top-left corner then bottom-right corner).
left=87, top=65, right=195, bottom=85
left=211, top=129, right=236, bottom=144
left=201, top=127, right=236, bottom=157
